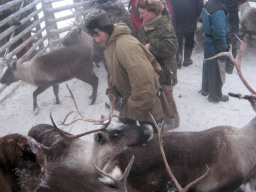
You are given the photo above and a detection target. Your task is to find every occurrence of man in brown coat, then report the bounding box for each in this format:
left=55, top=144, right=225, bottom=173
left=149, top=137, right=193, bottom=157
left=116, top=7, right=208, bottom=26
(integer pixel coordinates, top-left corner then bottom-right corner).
left=85, top=9, right=176, bottom=129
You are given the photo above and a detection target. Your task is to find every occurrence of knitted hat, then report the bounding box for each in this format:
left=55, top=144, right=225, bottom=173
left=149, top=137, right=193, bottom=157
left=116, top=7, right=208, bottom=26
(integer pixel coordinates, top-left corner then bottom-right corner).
left=84, top=9, right=112, bottom=34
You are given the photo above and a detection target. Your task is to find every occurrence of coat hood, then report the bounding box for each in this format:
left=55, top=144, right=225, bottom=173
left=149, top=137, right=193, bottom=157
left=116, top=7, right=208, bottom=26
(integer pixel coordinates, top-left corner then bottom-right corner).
left=106, top=23, right=132, bottom=46
left=204, top=0, right=228, bottom=15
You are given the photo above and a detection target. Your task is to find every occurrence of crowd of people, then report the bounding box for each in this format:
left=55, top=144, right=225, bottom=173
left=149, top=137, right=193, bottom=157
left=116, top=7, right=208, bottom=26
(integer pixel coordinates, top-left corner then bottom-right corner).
left=83, top=0, right=249, bottom=131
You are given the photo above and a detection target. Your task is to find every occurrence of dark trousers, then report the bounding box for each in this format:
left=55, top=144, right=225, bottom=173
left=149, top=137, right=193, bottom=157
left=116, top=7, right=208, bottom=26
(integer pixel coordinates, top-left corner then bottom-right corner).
left=176, top=31, right=195, bottom=50
left=201, top=59, right=222, bottom=99
left=226, top=21, right=239, bottom=72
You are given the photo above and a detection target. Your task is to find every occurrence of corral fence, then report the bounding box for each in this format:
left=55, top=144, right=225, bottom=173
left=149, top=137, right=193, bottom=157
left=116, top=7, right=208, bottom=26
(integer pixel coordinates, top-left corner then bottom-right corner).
left=0, top=0, right=97, bottom=63
left=0, top=0, right=127, bottom=103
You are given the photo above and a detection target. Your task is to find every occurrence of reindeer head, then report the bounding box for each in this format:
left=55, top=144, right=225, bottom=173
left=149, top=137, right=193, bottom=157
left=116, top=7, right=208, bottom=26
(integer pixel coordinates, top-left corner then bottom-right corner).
left=62, top=27, right=83, bottom=46
left=0, top=57, right=18, bottom=86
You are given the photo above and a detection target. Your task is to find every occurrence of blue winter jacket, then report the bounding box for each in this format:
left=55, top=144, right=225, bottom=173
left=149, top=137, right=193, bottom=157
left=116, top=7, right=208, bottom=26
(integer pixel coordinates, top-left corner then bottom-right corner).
left=202, top=0, right=229, bottom=57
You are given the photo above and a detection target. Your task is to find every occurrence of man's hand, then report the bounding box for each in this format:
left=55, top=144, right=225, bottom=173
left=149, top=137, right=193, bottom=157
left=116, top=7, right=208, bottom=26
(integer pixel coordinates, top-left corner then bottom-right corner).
left=145, top=43, right=150, bottom=50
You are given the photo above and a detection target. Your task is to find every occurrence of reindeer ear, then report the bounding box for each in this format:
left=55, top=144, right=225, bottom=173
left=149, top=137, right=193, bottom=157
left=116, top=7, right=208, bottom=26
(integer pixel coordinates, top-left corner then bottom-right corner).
left=127, top=124, right=154, bottom=147
left=141, top=124, right=154, bottom=143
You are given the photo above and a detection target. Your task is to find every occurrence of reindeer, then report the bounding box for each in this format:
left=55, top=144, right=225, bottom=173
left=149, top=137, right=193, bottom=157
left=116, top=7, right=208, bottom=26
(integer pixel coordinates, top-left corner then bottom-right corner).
left=62, top=27, right=110, bottom=74
left=29, top=36, right=256, bottom=192
left=239, top=3, right=256, bottom=39
left=0, top=37, right=98, bottom=112
left=62, top=27, right=93, bottom=47
left=27, top=86, right=208, bottom=192
left=0, top=132, right=135, bottom=192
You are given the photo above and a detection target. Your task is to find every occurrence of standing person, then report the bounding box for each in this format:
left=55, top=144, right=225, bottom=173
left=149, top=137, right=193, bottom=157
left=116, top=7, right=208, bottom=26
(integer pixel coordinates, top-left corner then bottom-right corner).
left=84, top=9, right=176, bottom=129
left=201, top=0, right=229, bottom=103
left=137, top=0, right=179, bottom=128
left=171, top=0, right=204, bottom=69
left=225, top=0, right=239, bottom=74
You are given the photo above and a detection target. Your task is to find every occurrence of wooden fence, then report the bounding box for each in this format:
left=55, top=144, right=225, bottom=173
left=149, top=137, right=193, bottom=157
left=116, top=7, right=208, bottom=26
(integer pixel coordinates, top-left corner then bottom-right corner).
left=0, top=0, right=96, bottom=63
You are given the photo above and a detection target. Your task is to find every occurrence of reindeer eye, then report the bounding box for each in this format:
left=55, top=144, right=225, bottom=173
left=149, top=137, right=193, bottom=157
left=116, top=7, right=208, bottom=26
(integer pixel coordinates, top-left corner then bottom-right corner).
left=94, top=133, right=102, bottom=142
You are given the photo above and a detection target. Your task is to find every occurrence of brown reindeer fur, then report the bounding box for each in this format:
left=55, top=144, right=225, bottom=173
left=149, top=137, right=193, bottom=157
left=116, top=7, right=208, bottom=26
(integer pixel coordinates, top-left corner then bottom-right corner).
left=28, top=118, right=256, bottom=192
left=0, top=44, right=98, bottom=111
left=37, top=163, right=121, bottom=192
left=0, top=134, right=46, bottom=192
left=92, top=117, right=256, bottom=192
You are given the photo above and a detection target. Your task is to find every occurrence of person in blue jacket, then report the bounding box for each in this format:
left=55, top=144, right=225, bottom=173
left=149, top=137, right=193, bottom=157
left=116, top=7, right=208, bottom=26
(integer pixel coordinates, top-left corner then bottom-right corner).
left=200, top=0, right=230, bottom=103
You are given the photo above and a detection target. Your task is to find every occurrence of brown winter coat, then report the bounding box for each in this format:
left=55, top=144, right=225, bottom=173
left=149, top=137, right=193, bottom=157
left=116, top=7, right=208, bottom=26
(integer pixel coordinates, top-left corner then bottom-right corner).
left=104, top=23, right=172, bottom=122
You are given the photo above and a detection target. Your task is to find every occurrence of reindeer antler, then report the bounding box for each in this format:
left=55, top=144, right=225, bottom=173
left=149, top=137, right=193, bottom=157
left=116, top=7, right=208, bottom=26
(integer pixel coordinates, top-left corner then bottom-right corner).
left=41, top=83, right=121, bottom=141
left=61, top=84, right=105, bottom=125
left=93, top=156, right=134, bottom=192
left=228, top=92, right=256, bottom=112
left=149, top=113, right=210, bottom=192
left=205, top=35, right=256, bottom=95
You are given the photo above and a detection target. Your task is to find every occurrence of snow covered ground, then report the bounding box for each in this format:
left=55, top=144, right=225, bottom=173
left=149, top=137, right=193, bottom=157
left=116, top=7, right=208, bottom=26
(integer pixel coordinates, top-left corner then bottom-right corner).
left=0, top=42, right=255, bottom=142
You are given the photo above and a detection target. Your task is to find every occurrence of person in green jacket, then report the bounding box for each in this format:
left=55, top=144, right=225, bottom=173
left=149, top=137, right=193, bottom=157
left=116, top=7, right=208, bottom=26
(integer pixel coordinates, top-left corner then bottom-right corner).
left=137, top=0, right=179, bottom=128
left=85, top=9, right=177, bottom=130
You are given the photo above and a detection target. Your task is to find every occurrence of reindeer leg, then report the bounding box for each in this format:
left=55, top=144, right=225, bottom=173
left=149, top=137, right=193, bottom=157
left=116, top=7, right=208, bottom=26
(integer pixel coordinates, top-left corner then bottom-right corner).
left=89, top=72, right=98, bottom=105
left=33, top=86, right=49, bottom=112
left=52, top=85, right=60, bottom=104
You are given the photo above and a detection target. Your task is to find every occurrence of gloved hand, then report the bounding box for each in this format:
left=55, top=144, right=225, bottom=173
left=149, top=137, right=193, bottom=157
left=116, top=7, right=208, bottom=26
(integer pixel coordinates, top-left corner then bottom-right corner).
left=105, top=95, right=126, bottom=111
left=196, top=21, right=202, bottom=32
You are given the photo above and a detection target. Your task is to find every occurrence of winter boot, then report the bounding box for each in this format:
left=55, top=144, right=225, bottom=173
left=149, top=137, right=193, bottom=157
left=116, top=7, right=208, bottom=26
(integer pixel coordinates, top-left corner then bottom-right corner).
left=183, top=49, right=193, bottom=67
left=176, top=47, right=183, bottom=69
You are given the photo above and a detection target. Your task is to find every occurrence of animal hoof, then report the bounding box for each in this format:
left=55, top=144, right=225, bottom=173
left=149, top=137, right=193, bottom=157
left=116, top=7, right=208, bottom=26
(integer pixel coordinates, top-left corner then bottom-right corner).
left=34, top=107, right=39, bottom=115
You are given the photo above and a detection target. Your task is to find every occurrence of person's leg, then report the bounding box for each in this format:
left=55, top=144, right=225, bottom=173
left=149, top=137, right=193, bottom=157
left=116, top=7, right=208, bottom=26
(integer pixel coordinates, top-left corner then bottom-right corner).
left=176, top=33, right=184, bottom=69
left=201, top=60, right=209, bottom=96
left=183, top=31, right=195, bottom=67
left=207, top=59, right=227, bottom=102
left=226, top=25, right=238, bottom=74
left=161, top=85, right=179, bottom=128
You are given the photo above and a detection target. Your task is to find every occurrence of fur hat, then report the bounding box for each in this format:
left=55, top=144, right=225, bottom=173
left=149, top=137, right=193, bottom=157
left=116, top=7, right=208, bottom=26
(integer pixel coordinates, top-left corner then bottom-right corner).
left=137, top=0, right=164, bottom=15
left=84, top=9, right=112, bottom=34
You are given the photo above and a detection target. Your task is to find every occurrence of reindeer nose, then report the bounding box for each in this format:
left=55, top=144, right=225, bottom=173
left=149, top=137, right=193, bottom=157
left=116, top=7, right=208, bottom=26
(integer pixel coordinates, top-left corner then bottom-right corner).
left=94, top=132, right=106, bottom=145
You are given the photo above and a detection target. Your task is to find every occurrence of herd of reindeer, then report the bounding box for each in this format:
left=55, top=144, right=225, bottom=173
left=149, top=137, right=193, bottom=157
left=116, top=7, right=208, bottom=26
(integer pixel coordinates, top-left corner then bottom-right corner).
left=0, top=4, right=256, bottom=192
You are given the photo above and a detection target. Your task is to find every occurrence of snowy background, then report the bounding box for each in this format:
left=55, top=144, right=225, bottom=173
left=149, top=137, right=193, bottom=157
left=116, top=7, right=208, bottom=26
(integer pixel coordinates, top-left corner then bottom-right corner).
left=0, top=40, right=255, bottom=143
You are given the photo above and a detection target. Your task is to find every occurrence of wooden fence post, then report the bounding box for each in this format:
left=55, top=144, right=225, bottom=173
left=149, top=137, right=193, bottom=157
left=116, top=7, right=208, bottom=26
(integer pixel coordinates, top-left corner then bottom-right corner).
left=41, top=0, right=61, bottom=50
